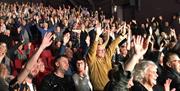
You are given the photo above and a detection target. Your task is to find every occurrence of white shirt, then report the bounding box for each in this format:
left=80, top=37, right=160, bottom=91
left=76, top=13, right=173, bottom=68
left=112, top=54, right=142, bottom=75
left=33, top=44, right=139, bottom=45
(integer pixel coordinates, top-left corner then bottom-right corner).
left=27, top=82, right=35, bottom=91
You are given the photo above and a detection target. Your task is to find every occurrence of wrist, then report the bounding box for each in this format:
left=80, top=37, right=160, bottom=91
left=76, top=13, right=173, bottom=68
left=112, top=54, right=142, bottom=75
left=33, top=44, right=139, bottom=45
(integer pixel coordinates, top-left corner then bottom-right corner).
left=63, top=42, right=67, bottom=45
left=133, top=54, right=142, bottom=60
left=39, top=44, right=46, bottom=50
left=95, top=35, right=99, bottom=41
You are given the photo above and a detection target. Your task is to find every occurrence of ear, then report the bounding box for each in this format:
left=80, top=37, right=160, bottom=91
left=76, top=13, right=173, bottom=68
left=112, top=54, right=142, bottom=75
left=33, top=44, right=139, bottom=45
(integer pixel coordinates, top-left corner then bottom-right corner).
left=55, top=62, right=59, bottom=67
left=166, top=62, right=171, bottom=68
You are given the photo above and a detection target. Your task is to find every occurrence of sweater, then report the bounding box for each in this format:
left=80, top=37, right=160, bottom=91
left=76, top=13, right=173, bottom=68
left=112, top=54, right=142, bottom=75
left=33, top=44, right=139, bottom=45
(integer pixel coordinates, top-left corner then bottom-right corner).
left=86, top=36, right=122, bottom=90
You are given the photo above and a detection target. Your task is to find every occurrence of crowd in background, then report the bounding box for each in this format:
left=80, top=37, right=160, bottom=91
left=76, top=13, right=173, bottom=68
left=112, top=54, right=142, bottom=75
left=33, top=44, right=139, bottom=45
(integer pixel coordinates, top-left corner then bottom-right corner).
left=0, top=2, right=180, bottom=91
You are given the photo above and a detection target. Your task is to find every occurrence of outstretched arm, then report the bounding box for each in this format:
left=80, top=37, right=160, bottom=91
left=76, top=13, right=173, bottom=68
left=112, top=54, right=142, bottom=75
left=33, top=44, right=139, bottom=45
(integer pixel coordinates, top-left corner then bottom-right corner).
left=16, top=33, right=53, bottom=84
left=124, top=35, right=150, bottom=72
left=59, top=33, right=70, bottom=55
left=86, top=23, right=103, bottom=64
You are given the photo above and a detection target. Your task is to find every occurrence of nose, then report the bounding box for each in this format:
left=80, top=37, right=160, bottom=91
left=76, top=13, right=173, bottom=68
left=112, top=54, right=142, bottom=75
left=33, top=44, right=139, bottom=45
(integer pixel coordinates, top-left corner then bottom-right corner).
left=155, top=72, right=158, bottom=78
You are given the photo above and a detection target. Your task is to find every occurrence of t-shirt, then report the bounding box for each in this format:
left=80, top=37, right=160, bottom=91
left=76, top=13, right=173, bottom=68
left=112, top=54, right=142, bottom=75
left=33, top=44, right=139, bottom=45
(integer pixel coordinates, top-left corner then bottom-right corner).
left=39, top=73, right=76, bottom=91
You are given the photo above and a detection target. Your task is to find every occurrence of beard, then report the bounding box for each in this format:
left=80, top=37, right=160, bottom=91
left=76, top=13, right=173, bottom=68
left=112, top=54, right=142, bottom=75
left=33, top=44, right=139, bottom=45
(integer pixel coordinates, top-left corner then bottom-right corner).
left=58, top=67, right=68, bottom=73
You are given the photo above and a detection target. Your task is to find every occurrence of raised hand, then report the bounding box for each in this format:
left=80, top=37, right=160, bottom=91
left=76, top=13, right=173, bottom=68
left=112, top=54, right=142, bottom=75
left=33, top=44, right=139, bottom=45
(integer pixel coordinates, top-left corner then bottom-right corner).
left=133, top=36, right=149, bottom=57
left=164, top=78, right=176, bottom=91
left=40, top=32, right=53, bottom=49
left=95, top=23, right=103, bottom=36
left=28, top=42, right=32, bottom=49
left=63, top=33, right=70, bottom=45
left=149, top=26, right=153, bottom=36
left=85, top=35, right=90, bottom=46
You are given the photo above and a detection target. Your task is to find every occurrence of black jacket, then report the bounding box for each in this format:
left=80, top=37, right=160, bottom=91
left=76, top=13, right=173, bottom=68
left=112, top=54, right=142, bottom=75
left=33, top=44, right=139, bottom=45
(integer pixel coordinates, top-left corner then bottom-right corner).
left=104, top=64, right=131, bottom=91
left=160, top=68, right=180, bottom=91
left=39, top=73, right=76, bottom=91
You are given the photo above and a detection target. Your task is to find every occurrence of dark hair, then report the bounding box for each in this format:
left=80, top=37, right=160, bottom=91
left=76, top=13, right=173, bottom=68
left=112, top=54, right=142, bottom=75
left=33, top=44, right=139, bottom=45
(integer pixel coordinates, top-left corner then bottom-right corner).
left=163, top=52, right=178, bottom=68
left=53, top=55, right=68, bottom=69
left=74, top=52, right=87, bottom=72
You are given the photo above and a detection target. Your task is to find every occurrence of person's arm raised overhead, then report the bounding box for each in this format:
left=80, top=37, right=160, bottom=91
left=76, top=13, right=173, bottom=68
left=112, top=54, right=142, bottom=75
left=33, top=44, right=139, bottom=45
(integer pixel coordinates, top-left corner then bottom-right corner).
left=59, top=33, right=70, bottom=55
left=86, top=23, right=103, bottom=64
left=124, top=35, right=150, bottom=72
left=16, top=32, right=53, bottom=84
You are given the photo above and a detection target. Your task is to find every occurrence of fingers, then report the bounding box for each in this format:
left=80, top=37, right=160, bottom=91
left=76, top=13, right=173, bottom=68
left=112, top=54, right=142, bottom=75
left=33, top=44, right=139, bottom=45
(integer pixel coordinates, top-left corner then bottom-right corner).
left=165, top=78, right=172, bottom=84
left=134, top=36, right=142, bottom=45
left=171, top=88, right=176, bottom=91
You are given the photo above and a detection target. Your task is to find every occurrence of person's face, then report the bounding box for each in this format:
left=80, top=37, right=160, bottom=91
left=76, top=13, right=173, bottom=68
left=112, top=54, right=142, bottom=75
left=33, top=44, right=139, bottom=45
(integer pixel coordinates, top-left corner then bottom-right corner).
left=65, top=48, right=73, bottom=60
left=168, top=54, right=180, bottom=73
left=120, top=45, right=127, bottom=56
left=56, top=26, right=61, bottom=32
left=43, top=22, right=48, bottom=29
left=56, top=41, right=61, bottom=48
left=144, top=65, right=158, bottom=87
left=76, top=60, right=85, bottom=73
left=18, top=44, right=23, bottom=50
left=30, top=64, right=39, bottom=77
left=0, top=43, right=7, bottom=56
left=56, top=57, right=69, bottom=72
left=97, top=45, right=105, bottom=58
left=37, top=58, right=45, bottom=72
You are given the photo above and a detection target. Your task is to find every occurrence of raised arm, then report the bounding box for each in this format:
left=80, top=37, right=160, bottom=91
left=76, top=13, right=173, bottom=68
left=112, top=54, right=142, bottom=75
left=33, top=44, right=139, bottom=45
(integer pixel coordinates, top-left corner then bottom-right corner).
left=124, top=35, right=150, bottom=72
left=86, top=23, right=103, bottom=64
left=59, top=33, right=70, bottom=55
left=106, top=23, right=127, bottom=58
left=16, top=33, right=53, bottom=84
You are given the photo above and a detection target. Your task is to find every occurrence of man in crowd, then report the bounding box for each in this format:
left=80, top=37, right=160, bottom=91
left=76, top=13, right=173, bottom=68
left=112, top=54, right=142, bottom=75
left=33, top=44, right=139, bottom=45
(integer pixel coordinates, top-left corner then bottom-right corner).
left=9, top=33, right=53, bottom=91
left=39, top=55, right=75, bottom=91
left=86, top=24, right=126, bottom=90
left=160, top=52, right=180, bottom=91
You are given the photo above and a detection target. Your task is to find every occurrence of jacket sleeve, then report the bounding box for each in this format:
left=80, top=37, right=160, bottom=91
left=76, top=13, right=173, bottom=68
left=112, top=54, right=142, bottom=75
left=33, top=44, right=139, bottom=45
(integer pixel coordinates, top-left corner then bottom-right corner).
left=106, top=36, right=122, bottom=58
left=86, top=41, right=98, bottom=65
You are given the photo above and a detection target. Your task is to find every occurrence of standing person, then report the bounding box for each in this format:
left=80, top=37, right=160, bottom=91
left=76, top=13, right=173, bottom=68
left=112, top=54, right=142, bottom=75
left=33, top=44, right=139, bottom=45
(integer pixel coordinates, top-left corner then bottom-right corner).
left=104, top=35, right=150, bottom=91
left=86, top=24, right=126, bottom=90
left=9, top=33, right=53, bottom=91
left=72, top=57, right=93, bottom=91
left=39, top=55, right=75, bottom=91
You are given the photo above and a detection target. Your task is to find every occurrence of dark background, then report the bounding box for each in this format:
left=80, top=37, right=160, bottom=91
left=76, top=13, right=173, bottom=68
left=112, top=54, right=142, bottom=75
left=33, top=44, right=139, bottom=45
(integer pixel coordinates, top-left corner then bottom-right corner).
left=1, top=0, right=180, bottom=21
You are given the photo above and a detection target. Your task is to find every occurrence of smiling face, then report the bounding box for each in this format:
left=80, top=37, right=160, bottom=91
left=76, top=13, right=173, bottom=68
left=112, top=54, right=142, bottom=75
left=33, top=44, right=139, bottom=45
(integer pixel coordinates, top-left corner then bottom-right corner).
left=97, top=45, right=106, bottom=58
left=0, top=42, right=7, bottom=56
left=144, top=65, right=158, bottom=87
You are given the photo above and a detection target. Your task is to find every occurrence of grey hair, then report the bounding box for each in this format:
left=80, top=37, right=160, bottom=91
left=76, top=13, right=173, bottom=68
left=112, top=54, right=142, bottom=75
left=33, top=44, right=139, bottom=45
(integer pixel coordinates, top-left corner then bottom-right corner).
left=132, top=61, right=157, bottom=83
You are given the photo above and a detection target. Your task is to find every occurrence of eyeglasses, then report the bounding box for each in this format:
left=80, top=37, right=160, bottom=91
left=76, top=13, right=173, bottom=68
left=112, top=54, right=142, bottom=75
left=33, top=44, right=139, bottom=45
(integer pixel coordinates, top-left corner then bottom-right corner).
left=170, top=60, right=180, bottom=63
left=97, top=49, right=105, bottom=52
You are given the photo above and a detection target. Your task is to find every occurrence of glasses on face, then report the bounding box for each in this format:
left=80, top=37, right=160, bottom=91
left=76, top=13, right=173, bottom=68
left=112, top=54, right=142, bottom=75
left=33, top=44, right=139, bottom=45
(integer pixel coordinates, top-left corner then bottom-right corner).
left=97, top=49, right=105, bottom=52
left=170, top=60, right=180, bottom=63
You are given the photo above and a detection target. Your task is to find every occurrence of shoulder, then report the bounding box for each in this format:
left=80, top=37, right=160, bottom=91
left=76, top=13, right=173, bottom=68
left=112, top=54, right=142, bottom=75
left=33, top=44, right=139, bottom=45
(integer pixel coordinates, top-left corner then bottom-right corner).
left=130, top=81, right=147, bottom=91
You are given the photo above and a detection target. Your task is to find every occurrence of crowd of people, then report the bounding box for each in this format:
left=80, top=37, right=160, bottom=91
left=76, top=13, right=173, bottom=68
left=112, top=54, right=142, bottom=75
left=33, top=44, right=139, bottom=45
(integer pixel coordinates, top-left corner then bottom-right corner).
left=0, top=2, right=180, bottom=91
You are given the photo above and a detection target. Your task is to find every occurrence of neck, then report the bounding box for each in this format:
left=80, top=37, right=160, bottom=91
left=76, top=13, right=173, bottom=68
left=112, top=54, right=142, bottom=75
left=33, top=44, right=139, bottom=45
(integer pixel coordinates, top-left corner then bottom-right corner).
left=54, top=70, right=65, bottom=78
left=78, top=71, right=84, bottom=77
left=25, top=77, right=33, bottom=83
left=142, top=82, right=154, bottom=91
left=44, top=28, right=48, bottom=30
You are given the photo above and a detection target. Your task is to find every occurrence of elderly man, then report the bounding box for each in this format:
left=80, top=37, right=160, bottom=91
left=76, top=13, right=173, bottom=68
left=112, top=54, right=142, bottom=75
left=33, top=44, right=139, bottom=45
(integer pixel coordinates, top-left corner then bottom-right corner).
left=160, top=52, right=180, bottom=91
left=86, top=24, right=126, bottom=91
